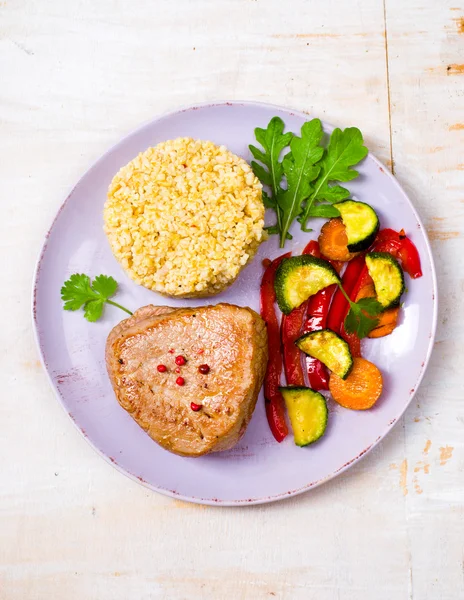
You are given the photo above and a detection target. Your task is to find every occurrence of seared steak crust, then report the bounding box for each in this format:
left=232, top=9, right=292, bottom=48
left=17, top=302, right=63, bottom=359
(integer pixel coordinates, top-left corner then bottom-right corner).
left=106, top=303, right=268, bottom=456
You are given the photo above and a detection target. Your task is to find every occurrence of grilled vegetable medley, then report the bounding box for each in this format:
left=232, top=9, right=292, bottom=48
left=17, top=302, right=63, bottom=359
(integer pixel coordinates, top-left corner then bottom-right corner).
left=257, top=133, right=423, bottom=447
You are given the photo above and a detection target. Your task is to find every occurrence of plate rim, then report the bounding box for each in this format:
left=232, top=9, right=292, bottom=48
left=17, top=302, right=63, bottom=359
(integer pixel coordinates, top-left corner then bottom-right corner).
left=31, top=100, right=438, bottom=506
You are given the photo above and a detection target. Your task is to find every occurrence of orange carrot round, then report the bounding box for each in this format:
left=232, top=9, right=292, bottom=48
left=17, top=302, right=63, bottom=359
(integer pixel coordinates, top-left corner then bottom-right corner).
left=329, top=357, right=383, bottom=410
left=368, top=307, right=400, bottom=338
left=318, top=218, right=359, bottom=262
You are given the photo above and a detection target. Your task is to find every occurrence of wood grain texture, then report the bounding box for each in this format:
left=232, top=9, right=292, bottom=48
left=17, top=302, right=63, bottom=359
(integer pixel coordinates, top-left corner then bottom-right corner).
left=0, top=0, right=462, bottom=598
left=385, top=1, right=464, bottom=598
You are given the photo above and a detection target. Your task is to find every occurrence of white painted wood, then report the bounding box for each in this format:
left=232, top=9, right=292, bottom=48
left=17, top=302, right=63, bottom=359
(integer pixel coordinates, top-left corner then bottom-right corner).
left=385, top=1, right=464, bottom=598
left=0, top=0, right=462, bottom=598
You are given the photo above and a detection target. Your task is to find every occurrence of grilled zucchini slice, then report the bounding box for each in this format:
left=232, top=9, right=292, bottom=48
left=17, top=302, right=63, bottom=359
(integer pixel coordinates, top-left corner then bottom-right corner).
left=365, top=252, right=405, bottom=309
left=275, top=255, right=340, bottom=315
left=296, top=329, right=353, bottom=379
left=280, top=386, right=328, bottom=446
left=334, top=200, right=379, bottom=252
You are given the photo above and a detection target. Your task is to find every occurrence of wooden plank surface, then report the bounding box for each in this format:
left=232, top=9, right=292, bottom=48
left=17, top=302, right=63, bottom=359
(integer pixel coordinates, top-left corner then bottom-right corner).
left=386, top=2, right=464, bottom=598
left=0, top=0, right=462, bottom=598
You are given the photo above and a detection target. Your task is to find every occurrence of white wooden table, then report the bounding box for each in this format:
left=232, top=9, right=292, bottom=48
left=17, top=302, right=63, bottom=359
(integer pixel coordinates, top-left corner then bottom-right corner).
left=1, top=1, right=463, bottom=598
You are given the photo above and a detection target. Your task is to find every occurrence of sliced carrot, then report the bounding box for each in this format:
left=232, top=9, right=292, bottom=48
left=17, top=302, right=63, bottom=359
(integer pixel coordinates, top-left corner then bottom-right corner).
left=368, top=307, right=400, bottom=338
left=355, top=279, right=376, bottom=301
left=329, top=357, right=383, bottom=410
left=368, top=323, right=396, bottom=338
left=318, top=218, right=359, bottom=262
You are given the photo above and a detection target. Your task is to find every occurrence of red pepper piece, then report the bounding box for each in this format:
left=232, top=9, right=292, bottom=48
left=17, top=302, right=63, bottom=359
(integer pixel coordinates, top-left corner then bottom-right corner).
left=281, top=303, right=306, bottom=386
left=301, top=241, right=337, bottom=390
left=373, top=229, right=422, bottom=279
left=307, top=355, right=331, bottom=390
left=332, top=262, right=369, bottom=358
left=397, top=230, right=422, bottom=279
left=260, top=253, right=291, bottom=442
left=326, top=254, right=366, bottom=335
left=340, top=323, right=362, bottom=357
left=303, top=240, right=320, bottom=256
left=303, top=282, right=338, bottom=390
left=278, top=237, right=322, bottom=389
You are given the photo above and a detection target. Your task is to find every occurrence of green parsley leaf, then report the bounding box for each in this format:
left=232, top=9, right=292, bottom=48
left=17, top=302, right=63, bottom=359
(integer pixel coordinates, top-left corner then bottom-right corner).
left=298, top=127, right=368, bottom=229
left=84, top=299, right=105, bottom=322
left=277, top=119, right=324, bottom=247
left=61, top=273, right=132, bottom=322
left=92, top=274, right=118, bottom=299
left=344, top=297, right=383, bottom=338
left=61, top=274, right=97, bottom=311
left=356, top=297, right=384, bottom=316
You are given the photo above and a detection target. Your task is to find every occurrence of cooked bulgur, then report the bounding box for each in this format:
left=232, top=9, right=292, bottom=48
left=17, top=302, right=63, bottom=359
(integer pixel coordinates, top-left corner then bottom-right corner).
left=103, top=138, right=265, bottom=297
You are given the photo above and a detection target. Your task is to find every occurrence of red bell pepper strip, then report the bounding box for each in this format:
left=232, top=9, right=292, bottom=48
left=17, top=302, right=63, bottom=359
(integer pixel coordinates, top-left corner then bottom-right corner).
left=373, top=229, right=422, bottom=279
left=281, top=240, right=344, bottom=391
left=340, top=324, right=362, bottom=357
left=301, top=241, right=338, bottom=390
left=281, top=303, right=306, bottom=386
left=260, top=253, right=291, bottom=442
left=347, top=264, right=371, bottom=304
left=335, top=262, right=371, bottom=357
left=303, top=240, right=320, bottom=256
left=281, top=241, right=325, bottom=388
left=326, top=254, right=366, bottom=335
left=304, top=284, right=335, bottom=390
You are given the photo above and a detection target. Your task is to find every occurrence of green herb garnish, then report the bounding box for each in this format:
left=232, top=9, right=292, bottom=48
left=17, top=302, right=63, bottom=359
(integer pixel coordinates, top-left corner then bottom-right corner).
left=337, top=286, right=383, bottom=338
left=277, top=119, right=324, bottom=247
left=249, top=117, right=293, bottom=240
left=299, top=127, right=368, bottom=230
left=250, top=117, right=368, bottom=246
left=61, top=274, right=132, bottom=322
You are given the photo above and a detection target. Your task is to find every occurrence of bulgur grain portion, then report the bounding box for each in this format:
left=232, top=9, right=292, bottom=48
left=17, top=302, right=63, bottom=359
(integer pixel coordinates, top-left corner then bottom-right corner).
left=104, top=138, right=264, bottom=297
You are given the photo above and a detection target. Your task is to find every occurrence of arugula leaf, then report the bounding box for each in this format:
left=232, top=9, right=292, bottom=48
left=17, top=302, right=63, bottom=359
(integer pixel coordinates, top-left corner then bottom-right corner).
left=298, top=126, right=368, bottom=229
left=250, top=161, right=272, bottom=188
left=264, top=225, right=279, bottom=235
left=61, top=273, right=132, bottom=322
left=304, top=203, right=341, bottom=220
left=344, top=297, right=383, bottom=338
left=264, top=225, right=293, bottom=240
left=249, top=117, right=293, bottom=234
left=261, top=190, right=274, bottom=209
left=249, top=117, right=293, bottom=197
left=277, top=119, right=324, bottom=247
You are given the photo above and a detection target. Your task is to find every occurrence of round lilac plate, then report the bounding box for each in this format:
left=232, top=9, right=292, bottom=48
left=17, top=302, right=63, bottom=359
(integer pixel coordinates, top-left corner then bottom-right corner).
left=33, top=102, right=437, bottom=505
